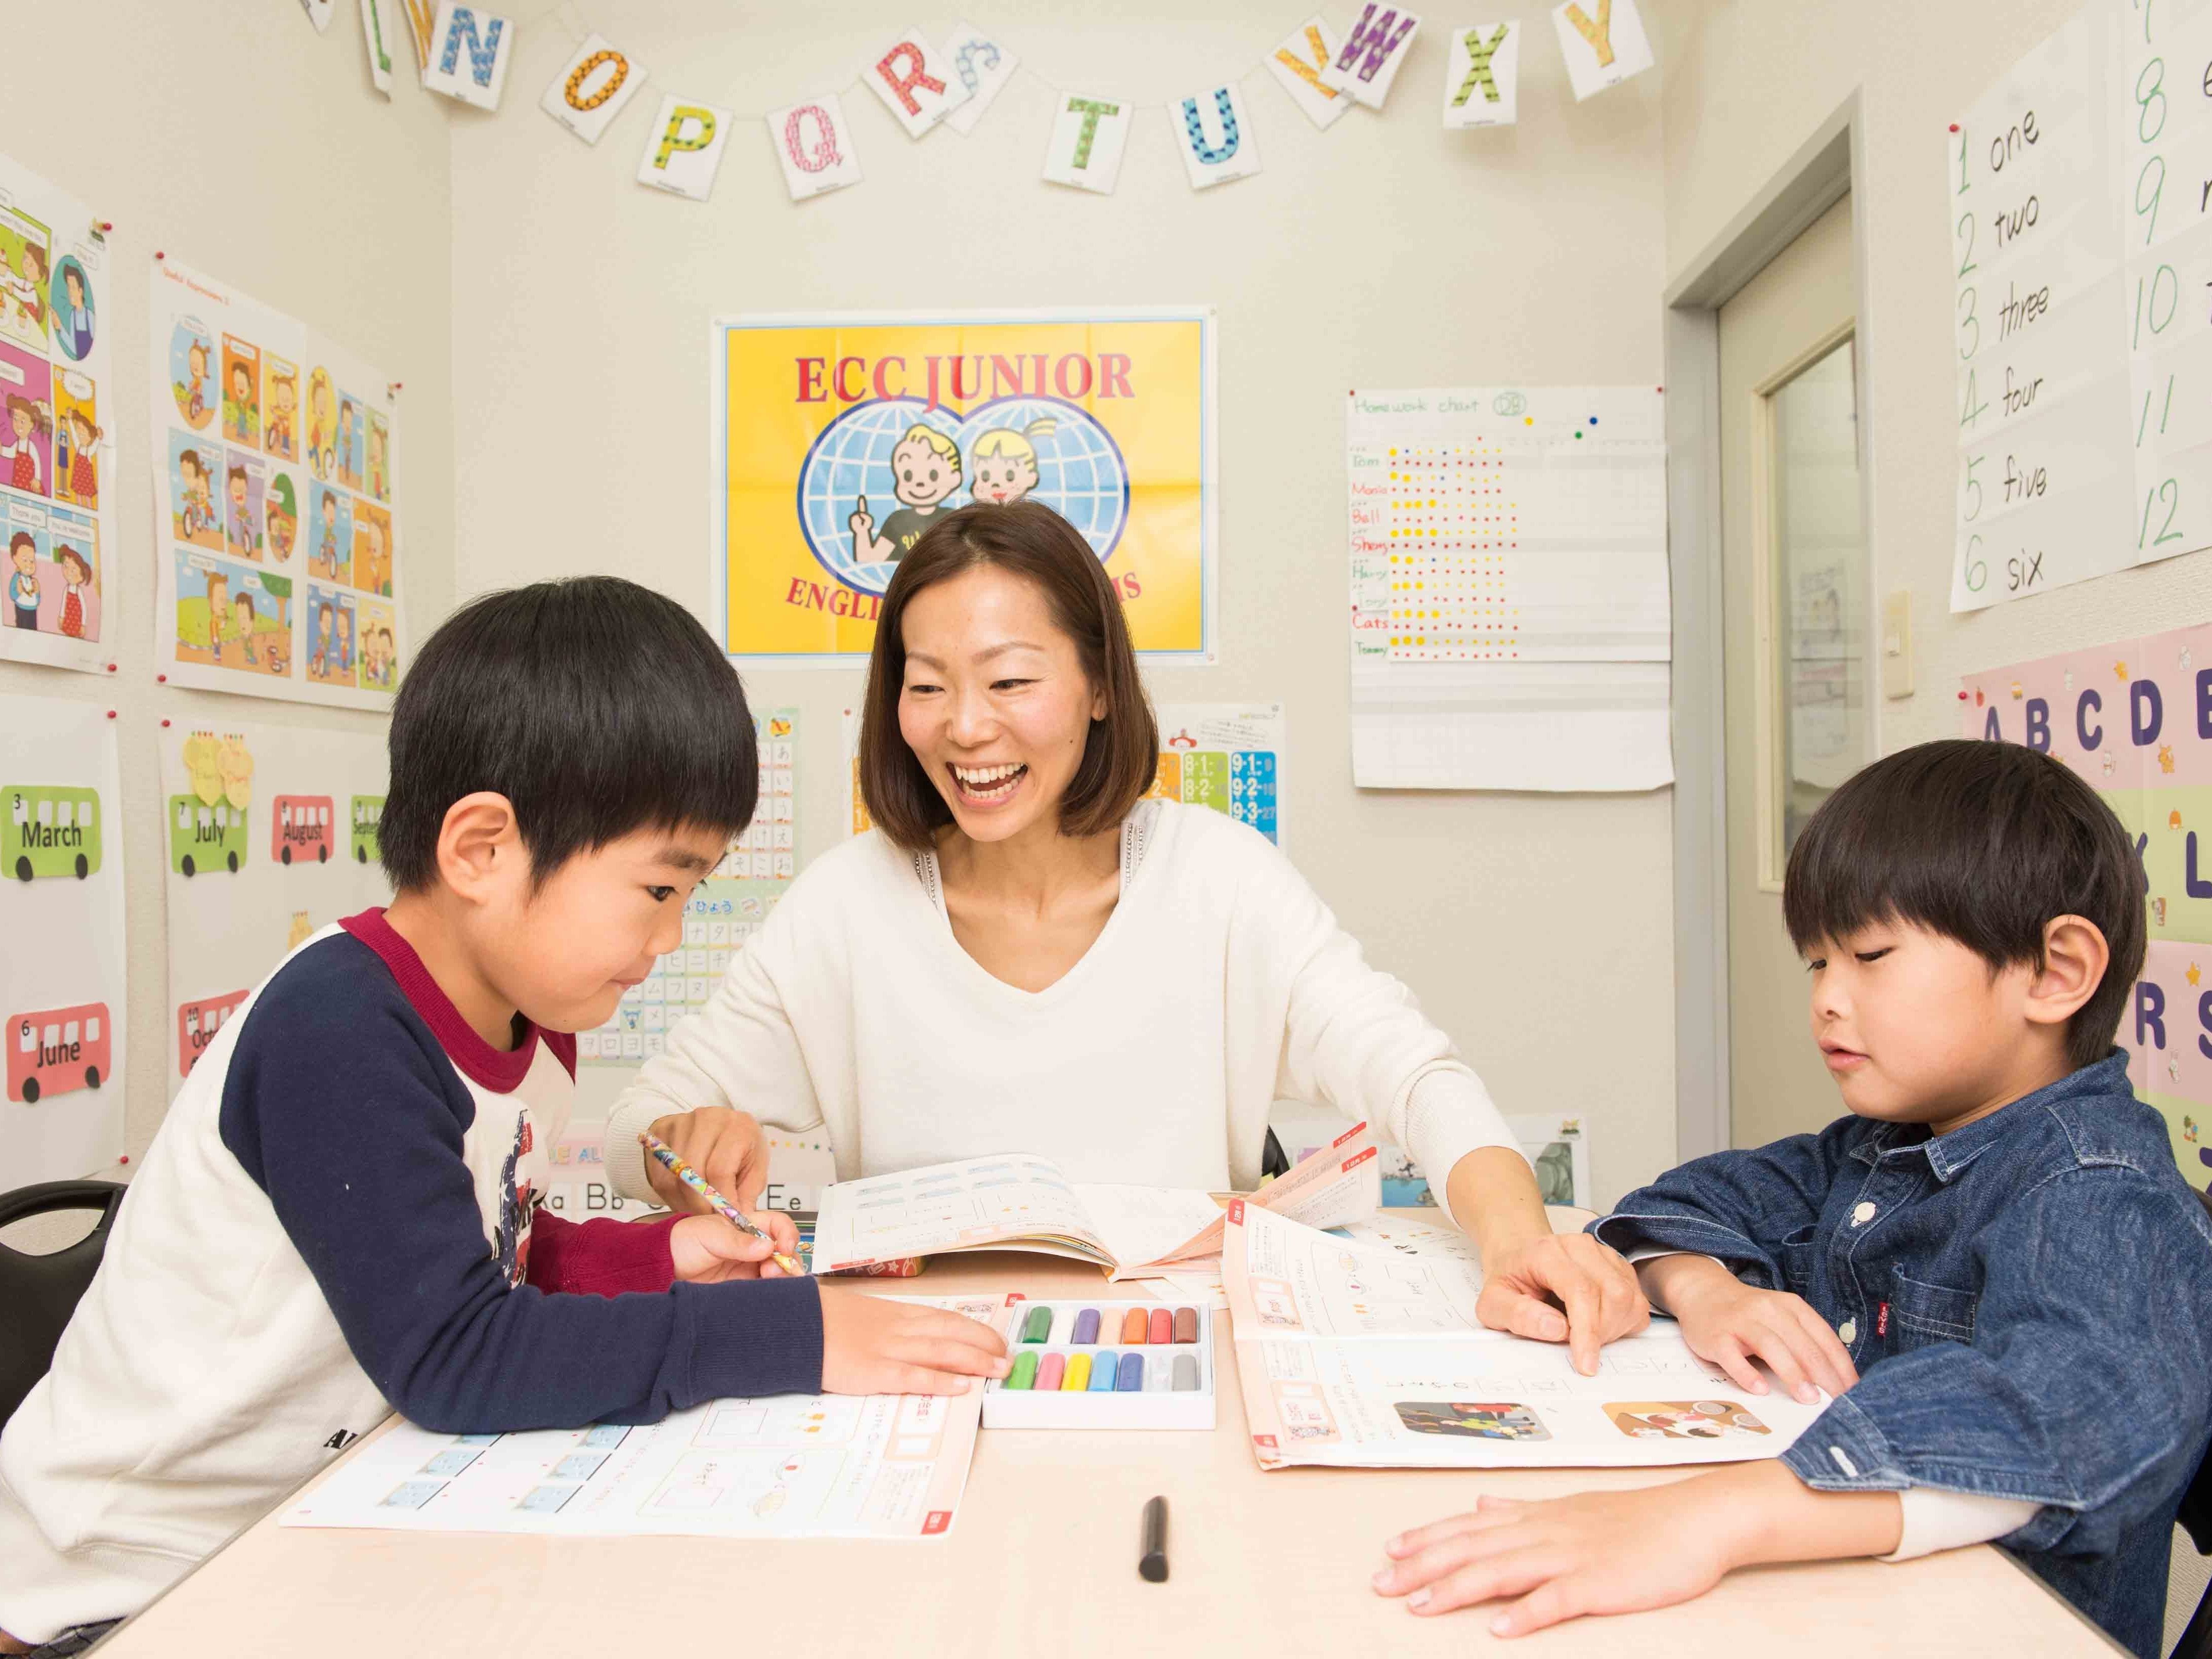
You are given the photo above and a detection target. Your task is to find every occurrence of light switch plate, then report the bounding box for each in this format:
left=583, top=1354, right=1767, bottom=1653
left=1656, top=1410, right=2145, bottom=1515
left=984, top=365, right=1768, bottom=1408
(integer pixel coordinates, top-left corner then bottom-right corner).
left=1881, top=589, right=1913, bottom=699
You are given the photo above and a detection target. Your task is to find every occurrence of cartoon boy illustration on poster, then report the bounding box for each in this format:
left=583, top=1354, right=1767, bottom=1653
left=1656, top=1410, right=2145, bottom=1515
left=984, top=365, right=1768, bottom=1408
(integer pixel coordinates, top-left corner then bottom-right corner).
left=7, top=531, right=38, bottom=629
left=264, top=361, right=299, bottom=460
left=336, top=394, right=363, bottom=492
left=265, top=473, right=298, bottom=562
left=968, top=418, right=1055, bottom=505
left=231, top=590, right=260, bottom=666
left=305, top=367, right=336, bottom=480
left=849, top=424, right=961, bottom=565
left=171, top=439, right=223, bottom=550
left=366, top=410, right=390, bottom=501
left=55, top=542, right=92, bottom=640
left=222, top=337, right=261, bottom=446
left=308, top=592, right=359, bottom=683
left=310, top=484, right=352, bottom=580
left=50, top=258, right=94, bottom=362
left=172, top=322, right=215, bottom=431
left=205, top=570, right=231, bottom=665
left=353, top=502, right=393, bottom=595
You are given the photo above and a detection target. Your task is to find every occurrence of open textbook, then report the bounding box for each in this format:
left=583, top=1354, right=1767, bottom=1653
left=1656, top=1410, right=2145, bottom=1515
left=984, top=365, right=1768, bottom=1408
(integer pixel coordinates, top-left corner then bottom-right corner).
left=811, top=1120, right=1380, bottom=1279
left=282, top=1297, right=1005, bottom=1539
left=1224, top=1202, right=1831, bottom=1471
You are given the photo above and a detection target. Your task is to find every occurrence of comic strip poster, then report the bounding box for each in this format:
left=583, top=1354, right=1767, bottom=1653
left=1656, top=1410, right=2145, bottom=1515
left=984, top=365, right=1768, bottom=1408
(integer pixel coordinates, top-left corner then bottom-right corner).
left=1963, top=623, right=2212, bottom=1188
left=0, top=154, right=115, bottom=676
left=158, top=719, right=392, bottom=1099
left=713, top=310, right=1217, bottom=664
left=149, top=255, right=403, bottom=709
left=2, top=697, right=126, bottom=1182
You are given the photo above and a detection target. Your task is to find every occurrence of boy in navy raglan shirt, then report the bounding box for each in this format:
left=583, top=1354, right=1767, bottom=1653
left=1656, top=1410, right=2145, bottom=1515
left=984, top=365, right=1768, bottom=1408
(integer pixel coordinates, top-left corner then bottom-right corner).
left=0, top=578, right=1008, bottom=1655
left=1371, top=740, right=2212, bottom=1656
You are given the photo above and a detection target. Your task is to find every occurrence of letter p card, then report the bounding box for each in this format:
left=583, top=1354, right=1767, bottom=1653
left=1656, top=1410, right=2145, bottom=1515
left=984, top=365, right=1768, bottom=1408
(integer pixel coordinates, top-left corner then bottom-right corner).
left=637, top=95, right=731, bottom=201
left=541, top=33, right=647, bottom=144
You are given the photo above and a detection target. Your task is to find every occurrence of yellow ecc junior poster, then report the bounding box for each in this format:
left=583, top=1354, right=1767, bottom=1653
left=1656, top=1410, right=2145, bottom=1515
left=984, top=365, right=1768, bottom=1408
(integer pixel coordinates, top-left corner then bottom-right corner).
left=713, top=310, right=1216, bottom=663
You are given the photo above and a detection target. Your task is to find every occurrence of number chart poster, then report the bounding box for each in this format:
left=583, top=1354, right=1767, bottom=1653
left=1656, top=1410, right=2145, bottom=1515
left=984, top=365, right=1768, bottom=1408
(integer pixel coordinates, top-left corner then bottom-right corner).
left=712, top=310, right=1217, bottom=665
left=1946, top=0, right=2212, bottom=612
left=582, top=708, right=799, bottom=1067
left=1962, top=623, right=2212, bottom=1188
left=0, top=153, right=115, bottom=676
left=2, top=698, right=125, bottom=1183
left=148, top=256, right=403, bottom=708
left=158, top=721, right=392, bottom=1097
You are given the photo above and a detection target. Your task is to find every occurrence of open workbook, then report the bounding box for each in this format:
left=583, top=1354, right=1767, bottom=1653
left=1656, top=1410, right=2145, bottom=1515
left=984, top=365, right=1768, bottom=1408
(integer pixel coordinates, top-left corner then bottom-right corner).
left=1224, top=1201, right=1832, bottom=1470
left=809, top=1120, right=1381, bottom=1279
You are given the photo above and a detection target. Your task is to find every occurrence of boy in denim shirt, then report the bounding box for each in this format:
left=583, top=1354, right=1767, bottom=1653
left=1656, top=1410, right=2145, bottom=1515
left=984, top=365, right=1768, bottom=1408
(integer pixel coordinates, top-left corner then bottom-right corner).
left=1372, top=739, right=2212, bottom=1656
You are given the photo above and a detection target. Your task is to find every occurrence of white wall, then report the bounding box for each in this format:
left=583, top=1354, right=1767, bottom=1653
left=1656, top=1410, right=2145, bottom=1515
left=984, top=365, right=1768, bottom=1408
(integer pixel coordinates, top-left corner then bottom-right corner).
left=0, top=2, right=458, bottom=1172
left=1651, top=0, right=2212, bottom=748
left=448, top=3, right=1676, bottom=1202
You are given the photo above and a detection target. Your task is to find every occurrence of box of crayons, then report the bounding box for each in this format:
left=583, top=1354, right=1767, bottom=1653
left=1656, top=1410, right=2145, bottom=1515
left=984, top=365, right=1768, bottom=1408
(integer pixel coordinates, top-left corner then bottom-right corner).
left=981, top=1297, right=1216, bottom=1430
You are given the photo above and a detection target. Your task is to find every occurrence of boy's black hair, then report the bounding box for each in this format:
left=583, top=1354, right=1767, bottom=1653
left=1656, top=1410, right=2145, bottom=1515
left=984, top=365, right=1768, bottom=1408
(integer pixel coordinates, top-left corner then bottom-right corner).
left=1783, top=738, right=2146, bottom=1072
left=380, top=577, right=756, bottom=892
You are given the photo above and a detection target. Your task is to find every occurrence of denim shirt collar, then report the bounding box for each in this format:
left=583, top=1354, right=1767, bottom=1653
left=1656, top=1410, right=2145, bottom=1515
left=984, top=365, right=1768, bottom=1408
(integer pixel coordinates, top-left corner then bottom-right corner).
left=1844, top=1051, right=2134, bottom=1184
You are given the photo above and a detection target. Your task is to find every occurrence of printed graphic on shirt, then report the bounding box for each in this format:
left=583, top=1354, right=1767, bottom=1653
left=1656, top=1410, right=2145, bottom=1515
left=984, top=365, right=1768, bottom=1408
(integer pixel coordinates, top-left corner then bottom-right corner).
left=494, top=1109, right=538, bottom=1286
left=1604, top=1400, right=1771, bottom=1440
left=1395, top=1400, right=1550, bottom=1441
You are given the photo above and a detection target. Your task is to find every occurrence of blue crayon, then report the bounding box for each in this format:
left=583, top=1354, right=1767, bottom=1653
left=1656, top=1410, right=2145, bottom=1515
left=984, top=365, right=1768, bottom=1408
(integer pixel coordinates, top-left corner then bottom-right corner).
left=1117, top=1351, right=1145, bottom=1392
left=1071, top=1307, right=1102, bottom=1345
left=1089, top=1350, right=1119, bottom=1390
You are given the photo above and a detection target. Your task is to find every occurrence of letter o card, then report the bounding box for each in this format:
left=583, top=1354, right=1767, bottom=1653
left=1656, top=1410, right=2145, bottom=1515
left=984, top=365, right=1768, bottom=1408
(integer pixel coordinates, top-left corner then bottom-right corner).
left=636, top=95, right=731, bottom=201
left=942, top=21, right=1018, bottom=136
left=1551, top=0, right=1655, bottom=102
left=1043, top=94, right=1131, bottom=195
left=769, top=96, right=864, bottom=201
left=541, top=34, right=647, bottom=144
left=1441, top=23, right=1517, bottom=127
left=863, top=29, right=969, bottom=138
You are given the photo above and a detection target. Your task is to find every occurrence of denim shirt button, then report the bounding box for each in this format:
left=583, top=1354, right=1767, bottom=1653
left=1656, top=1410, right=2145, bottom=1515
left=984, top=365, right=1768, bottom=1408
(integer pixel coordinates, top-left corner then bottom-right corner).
left=1851, top=1201, right=1877, bottom=1226
left=1839, top=1319, right=1857, bottom=1344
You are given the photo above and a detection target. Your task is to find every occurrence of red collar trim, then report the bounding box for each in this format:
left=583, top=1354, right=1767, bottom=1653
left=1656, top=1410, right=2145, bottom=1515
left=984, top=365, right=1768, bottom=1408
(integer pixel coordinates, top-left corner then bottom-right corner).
left=340, top=907, right=574, bottom=1090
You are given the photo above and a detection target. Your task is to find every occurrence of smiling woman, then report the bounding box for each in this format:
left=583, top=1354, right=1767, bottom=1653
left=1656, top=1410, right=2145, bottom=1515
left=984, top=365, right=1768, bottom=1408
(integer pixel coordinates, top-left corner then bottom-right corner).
left=605, top=502, right=1648, bottom=1363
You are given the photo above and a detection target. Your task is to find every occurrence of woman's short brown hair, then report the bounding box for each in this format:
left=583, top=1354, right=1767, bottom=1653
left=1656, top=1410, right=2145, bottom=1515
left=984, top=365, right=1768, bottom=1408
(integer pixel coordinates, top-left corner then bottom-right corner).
left=858, top=501, right=1158, bottom=851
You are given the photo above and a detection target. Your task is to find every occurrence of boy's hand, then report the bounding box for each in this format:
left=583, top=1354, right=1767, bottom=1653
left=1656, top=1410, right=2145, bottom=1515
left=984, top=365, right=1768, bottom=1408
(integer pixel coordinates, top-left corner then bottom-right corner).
left=818, top=1295, right=1011, bottom=1396
left=669, top=1211, right=803, bottom=1284
left=644, top=1106, right=770, bottom=1214
left=1643, top=1254, right=1857, bottom=1404
left=1475, top=1233, right=1650, bottom=1375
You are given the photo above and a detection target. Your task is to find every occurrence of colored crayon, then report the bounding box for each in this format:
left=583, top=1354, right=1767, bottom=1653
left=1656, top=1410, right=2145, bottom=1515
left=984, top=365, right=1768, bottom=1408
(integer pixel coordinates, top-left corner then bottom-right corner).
left=1172, top=1354, right=1199, bottom=1391
left=1063, top=1353, right=1093, bottom=1391
left=1089, top=1351, right=1119, bottom=1391
left=1071, top=1308, right=1102, bottom=1345
left=1146, top=1355, right=1171, bottom=1392
left=1147, top=1307, right=1173, bottom=1345
left=1121, top=1308, right=1150, bottom=1344
left=1117, top=1351, right=1145, bottom=1391
left=1006, top=1351, right=1038, bottom=1391
left=1173, top=1306, right=1199, bottom=1344
left=1035, top=1352, right=1066, bottom=1391
left=1021, top=1305, right=1054, bottom=1344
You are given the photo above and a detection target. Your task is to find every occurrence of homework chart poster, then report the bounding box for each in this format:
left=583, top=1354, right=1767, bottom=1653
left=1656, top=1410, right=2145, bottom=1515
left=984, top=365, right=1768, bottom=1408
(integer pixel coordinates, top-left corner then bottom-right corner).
left=0, top=152, right=115, bottom=677
left=147, top=256, right=403, bottom=710
left=158, top=720, right=391, bottom=1098
left=1, top=698, right=125, bottom=1182
left=712, top=310, right=1217, bottom=665
left=1962, top=623, right=2212, bottom=1189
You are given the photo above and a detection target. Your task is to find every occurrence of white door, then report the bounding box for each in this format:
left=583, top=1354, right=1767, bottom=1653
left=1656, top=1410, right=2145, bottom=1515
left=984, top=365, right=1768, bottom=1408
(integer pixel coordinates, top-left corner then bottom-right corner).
left=1717, top=195, right=1872, bottom=1149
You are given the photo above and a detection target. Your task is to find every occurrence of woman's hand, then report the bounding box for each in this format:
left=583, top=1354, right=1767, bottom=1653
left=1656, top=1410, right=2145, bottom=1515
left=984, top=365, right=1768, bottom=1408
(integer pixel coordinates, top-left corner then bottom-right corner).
left=669, top=1210, right=803, bottom=1283
left=1474, top=1232, right=1650, bottom=1375
left=645, top=1106, right=770, bottom=1214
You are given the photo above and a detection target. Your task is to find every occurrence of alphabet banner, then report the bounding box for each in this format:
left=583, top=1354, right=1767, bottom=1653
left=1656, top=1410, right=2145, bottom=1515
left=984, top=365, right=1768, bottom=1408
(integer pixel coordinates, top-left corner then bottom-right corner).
left=713, top=308, right=1217, bottom=663
left=157, top=720, right=392, bottom=1101
left=2, top=696, right=126, bottom=1184
left=147, top=255, right=405, bottom=709
left=1963, top=622, right=2212, bottom=1186
left=0, top=151, right=116, bottom=677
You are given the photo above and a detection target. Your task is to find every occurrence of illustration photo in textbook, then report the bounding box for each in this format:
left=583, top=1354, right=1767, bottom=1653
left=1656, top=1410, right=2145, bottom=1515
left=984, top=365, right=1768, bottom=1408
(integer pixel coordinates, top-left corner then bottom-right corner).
left=0, top=153, right=115, bottom=674
left=149, top=255, right=403, bottom=708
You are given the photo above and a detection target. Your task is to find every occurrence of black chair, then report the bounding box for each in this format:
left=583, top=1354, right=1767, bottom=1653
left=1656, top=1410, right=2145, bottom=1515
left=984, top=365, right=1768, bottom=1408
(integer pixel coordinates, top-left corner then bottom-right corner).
left=0, top=1180, right=124, bottom=1428
left=2173, top=1187, right=2212, bottom=1659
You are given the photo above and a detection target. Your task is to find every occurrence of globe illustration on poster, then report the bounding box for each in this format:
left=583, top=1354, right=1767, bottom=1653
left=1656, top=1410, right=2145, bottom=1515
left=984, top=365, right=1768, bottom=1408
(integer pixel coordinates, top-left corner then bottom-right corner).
left=795, top=396, right=1130, bottom=597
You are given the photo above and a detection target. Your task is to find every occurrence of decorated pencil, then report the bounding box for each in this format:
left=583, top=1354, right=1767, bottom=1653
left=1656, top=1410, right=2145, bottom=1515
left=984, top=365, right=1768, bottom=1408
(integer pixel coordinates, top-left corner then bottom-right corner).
left=639, top=1131, right=806, bottom=1277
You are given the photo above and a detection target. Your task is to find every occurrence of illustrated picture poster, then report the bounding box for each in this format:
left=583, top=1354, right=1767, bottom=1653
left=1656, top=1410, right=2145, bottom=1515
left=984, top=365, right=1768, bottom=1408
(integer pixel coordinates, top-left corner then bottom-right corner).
left=714, top=309, right=1216, bottom=665
left=149, top=256, right=403, bottom=710
left=158, top=719, right=392, bottom=1098
left=2, top=697, right=126, bottom=1181
left=0, top=153, right=116, bottom=676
